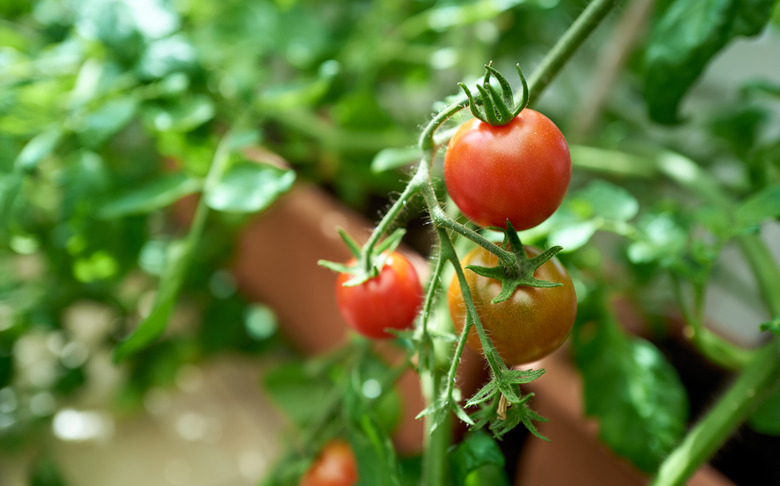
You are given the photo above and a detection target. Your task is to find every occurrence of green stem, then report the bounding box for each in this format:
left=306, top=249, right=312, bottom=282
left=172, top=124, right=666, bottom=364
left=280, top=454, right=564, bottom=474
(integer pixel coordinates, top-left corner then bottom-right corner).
left=651, top=343, right=780, bottom=486
left=437, top=230, right=487, bottom=399
left=421, top=365, right=453, bottom=486
left=418, top=99, right=469, bottom=151
left=442, top=231, right=507, bottom=375
left=669, top=275, right=752, bottom=370
left=272, top=109, right=412, bottom=152
left=736, top=234, right=780, bottom=318
left=360, top=165, right=427, bottom=271
left=527, top=0, right=618, bottom=104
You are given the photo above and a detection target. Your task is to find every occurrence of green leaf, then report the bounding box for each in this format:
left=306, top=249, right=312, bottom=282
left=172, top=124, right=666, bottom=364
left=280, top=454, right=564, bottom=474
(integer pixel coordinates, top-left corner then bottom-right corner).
left=99, top=173, right=203, bottom=219
left=114, top=239, right=189, bottom=361
left=449, top=431, right=508, bottom=486
left=572, top=319, right=688, bottom=472
left=204, top=161, right=296, bottom=213
left=30, top=456, right=70, bottom=486
left=257, top=59, right=340, bottom=110
left=748, top=384, right=780, bottom=435
left=489, top=395, right=548, bottom=441
left=146, top=95, right=215, bottom=132
left=760, top=316, right=780, bottom=335
left=734, top=184, right=780, bottom=229
left=343, top=384, right=402, bottom=486
left=0, top=354, right=12, bottom=388
left=263, top=361, right=333, bottom=426
left=548, top=220, right=599, bottom=252
left=575, top=180, right=639, bottom=222
left=525, top=179, right=638, bottom=252
left=79, top=97, right=138, bottom=147
left=0, top=172, right=23, bottom=235
left=627, top=212, right=687, bottom=265
left=644, top=0, right=775, bottom=124
left=371, top=146, right=422, bottom=173
left=15, top=127, right=62, bottom=172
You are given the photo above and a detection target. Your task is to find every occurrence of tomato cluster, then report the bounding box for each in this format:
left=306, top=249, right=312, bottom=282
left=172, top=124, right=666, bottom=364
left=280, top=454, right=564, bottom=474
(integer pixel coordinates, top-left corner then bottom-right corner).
left=333, top=107, right=574, bottom=367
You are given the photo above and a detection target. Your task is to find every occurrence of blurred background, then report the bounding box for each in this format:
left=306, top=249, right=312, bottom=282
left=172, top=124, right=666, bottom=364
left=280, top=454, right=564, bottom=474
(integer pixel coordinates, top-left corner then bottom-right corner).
left=1, top=0, right=779, bottom=485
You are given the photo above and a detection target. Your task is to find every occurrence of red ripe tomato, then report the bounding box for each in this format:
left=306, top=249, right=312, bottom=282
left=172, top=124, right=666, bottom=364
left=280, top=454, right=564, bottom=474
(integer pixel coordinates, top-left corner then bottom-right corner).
left=443, top=109, right=571, bottom=230
left=336, top=252, right=423, bottom=339
left=299, top=439, right=358, bottom=486
left=448, top=246, right=577, bottom=366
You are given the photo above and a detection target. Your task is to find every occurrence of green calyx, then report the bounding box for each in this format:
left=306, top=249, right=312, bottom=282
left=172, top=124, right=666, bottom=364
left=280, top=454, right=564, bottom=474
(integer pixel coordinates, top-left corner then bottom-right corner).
left=317, top=227, right=406, bottom=286
left=466, top=221, right=562, bottom=303
left=458, top=63, right=529, bottom=126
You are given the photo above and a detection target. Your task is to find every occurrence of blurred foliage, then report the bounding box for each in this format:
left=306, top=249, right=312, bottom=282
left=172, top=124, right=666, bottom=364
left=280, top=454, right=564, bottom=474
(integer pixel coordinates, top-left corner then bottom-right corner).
left=0, top=0, right=591, bottom=475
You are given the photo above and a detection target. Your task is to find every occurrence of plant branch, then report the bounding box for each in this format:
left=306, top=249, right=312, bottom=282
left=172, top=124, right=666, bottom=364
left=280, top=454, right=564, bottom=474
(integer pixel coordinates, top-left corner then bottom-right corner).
left=669, top=275, right=752, bottom=370
left=736, top=234, right=780, bottom=319
left=651, top=342, right=780, bottom=486
left=527, top=0, right=618, bottom=104
left=570, top=0, right=655, bottom=140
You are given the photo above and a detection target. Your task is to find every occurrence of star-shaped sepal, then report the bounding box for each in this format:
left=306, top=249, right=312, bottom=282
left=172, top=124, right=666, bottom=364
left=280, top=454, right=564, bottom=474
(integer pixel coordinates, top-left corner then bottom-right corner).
left=465, top=221, right=563, bottom=303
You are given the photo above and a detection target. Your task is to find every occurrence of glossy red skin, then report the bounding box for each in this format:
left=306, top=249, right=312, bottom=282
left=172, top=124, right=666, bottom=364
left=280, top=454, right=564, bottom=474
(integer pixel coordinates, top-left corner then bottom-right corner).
left=299, top=440, right=358, bottom=486
left=444, top=110, right=571, bottom=230
left=448, top=246, right=577, bottom=366
left=336, top=252, right=423, bottom=339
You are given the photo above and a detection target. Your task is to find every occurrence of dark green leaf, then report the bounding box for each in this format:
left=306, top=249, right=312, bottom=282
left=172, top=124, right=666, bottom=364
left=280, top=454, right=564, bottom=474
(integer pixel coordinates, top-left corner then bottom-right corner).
left=748, top=384, right=780, bottom=435
left=573, top=319, right=688, bottom=472
left=204, top=161, right=295, bottom=213
left=99, top=173, right=203, bottom=219
left=0, top=354, right=12, bottom=388
left=449, top=431, right=508, bottom=486
left=644, top=0, right=775, bottom=124
left=734, top=184, right=780, bottom=229
left=30, top=456, right=69, bottom=486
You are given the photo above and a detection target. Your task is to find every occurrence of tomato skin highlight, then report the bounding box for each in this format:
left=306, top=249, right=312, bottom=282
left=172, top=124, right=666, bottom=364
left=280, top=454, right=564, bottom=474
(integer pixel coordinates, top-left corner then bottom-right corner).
left=443, top=109, right=571, bottom=230
left=448, top=246, right=577, bottom=366
left=299, top=439, right=358, bottom=486
left=336, top=252, right=423, bottom=339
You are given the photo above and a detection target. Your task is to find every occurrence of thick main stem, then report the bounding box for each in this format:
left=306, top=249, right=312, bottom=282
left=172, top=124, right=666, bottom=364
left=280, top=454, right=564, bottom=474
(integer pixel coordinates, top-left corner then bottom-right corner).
left=651, top=343, right=780, bottom=486
left=527, top=0, right=618, bottom=103
left=421, top=367, right=453, bottom=486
